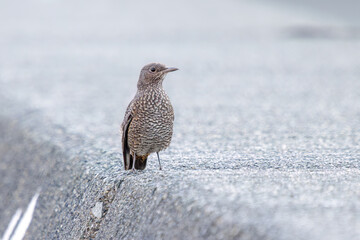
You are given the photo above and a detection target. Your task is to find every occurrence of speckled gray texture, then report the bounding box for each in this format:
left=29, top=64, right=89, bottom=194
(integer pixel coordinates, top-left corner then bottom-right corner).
left=0, top=0, right=360, bottom=239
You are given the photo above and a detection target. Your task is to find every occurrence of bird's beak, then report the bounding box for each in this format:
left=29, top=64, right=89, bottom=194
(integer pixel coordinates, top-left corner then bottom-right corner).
left=162, top=67, right=179, bottom=73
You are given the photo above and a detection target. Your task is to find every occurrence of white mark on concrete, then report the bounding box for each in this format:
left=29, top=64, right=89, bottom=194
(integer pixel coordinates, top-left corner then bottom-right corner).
left=91, top=202, right=103, bottom=219
left=2, top=209, right=22, bottom=240
left=1, top=190, right=40, bottom=240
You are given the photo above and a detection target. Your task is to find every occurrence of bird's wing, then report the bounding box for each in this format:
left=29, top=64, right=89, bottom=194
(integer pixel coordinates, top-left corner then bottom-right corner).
left=122, top=113, right=133, bottom=170
left=121, top=98, right=137, bottom=170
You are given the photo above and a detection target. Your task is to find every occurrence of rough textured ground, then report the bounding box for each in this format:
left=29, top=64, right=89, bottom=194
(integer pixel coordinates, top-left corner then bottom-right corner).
left=0, top=0, right=359, bottom=239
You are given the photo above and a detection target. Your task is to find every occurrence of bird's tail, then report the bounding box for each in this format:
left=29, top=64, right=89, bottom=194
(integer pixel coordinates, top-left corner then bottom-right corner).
left=123, top=147, right=131, bottom=170
left=125, top=154, right=148, bottom=170
left=134, top=154, right=148, bottom=170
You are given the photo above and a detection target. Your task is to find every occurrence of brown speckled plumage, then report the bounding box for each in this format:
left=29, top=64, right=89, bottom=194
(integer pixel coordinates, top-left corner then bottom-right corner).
left=121, top=63, right=178, bottom=170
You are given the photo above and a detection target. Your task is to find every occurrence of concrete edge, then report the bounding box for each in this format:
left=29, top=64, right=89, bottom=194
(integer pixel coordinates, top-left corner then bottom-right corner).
left=0, top=98, right=262, bottom=240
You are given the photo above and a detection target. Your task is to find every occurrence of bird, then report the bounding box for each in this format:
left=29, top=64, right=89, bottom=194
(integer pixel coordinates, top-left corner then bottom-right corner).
left=121, top=63, right=178, bottom=170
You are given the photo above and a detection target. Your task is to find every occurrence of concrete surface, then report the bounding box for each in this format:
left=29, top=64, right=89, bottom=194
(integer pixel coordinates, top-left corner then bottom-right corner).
left=0, top=0, right=360, bottom=239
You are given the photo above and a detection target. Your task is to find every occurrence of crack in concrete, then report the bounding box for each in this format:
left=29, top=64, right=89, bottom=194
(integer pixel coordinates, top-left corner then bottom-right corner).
left=81, top=180, right=123, bottom=240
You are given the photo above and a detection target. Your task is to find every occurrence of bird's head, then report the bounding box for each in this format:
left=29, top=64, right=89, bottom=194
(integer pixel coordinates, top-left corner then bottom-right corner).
left=137, top=63, right=178, bottom=90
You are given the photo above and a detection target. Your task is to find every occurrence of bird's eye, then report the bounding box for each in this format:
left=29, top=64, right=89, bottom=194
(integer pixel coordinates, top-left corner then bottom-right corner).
left=150, top=67, right=156, bottom=72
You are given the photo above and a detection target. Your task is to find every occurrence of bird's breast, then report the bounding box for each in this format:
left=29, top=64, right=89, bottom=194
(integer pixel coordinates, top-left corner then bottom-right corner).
left=128, top=88, right=174, bottom=154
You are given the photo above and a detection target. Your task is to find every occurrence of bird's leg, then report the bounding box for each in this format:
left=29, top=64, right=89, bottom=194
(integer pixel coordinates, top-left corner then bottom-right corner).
left=156, top=152, right=162, bottom=170
left=132, top=152, right=136, bottom=171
